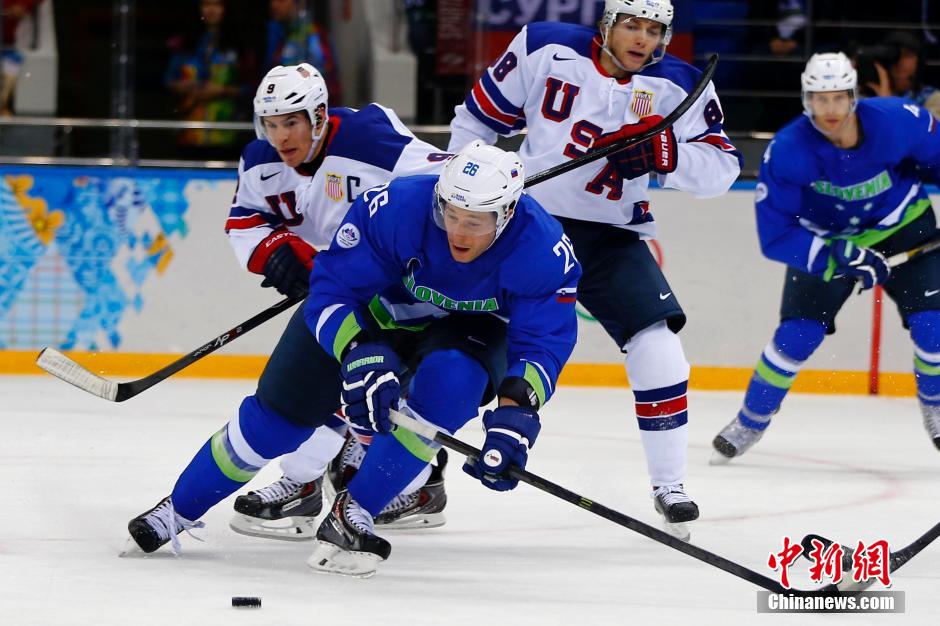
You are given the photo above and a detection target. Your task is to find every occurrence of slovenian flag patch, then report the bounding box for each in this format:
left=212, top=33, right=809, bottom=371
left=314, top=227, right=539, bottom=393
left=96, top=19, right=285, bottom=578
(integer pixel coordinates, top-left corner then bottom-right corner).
left=555, top=287, right=577, bottom=303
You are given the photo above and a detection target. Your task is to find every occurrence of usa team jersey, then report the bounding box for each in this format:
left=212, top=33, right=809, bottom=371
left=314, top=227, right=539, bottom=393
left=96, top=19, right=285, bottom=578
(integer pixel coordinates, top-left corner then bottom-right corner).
left=305, top=175, right=581, bottom=407
left=225, top=104, right=449, bottom=271
left=756, top=97, right=940, bottom=273
left=448, top=22, right=742, bottom=237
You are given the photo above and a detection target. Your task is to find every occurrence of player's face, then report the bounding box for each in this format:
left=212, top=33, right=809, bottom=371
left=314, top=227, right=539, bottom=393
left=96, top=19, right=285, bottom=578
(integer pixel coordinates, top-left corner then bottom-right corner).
left=442, top=204, right=498, bottom=263
left=200, top=0, right=224, bottom=26
left=606, top=16, right=664, bottom=73
left=808, top=91, right=854, bottom=134
left=269, top=0, right=296, bottom=21
left=262, top=112, right=314, bottom=168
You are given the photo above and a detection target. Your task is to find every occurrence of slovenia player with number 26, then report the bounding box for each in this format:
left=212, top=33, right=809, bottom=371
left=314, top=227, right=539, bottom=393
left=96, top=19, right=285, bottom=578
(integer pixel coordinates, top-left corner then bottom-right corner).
left=711, top=53, right=940, bottom=462
left=449, top=0, right=742, bottom=540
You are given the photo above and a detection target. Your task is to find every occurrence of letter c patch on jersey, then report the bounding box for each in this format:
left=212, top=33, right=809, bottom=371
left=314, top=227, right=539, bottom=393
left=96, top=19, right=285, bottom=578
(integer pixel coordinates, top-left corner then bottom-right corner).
left=336, top=223, right=360, bottom=249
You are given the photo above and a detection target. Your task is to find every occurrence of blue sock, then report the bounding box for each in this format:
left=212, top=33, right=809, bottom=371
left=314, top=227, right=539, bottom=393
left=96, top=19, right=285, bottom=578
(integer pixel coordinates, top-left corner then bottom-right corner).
left=739, top=318, right=825, bottom=430
left=911, top=310, right=940, bottom=405
left=348, top=349, right=487, bottom=516
left=171, top=395, right=315, bottom=521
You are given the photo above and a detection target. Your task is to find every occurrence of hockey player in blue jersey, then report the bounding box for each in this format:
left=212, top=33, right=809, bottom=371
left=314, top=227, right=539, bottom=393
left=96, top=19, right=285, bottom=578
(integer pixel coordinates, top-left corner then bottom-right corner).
left=302, top=141, right=580, bottom=576
left=448, top=0, right=742, bottom=539
left=123, top=64, right=455, bottom=555
left=222, top=64, right=454, bottom=539
left=711, top=52, right=940, bottom=462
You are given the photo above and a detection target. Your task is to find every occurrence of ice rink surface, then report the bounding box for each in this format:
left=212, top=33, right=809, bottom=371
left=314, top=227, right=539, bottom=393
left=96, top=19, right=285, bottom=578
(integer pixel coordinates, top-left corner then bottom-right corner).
left=1, top=375, right=937, bottom=625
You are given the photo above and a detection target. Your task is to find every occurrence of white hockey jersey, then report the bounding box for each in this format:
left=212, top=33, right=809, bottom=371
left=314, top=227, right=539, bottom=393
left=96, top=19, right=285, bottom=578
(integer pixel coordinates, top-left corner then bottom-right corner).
left=449, top=22, right=742, bottom=236
left=226, top=104, right=450, bottom=270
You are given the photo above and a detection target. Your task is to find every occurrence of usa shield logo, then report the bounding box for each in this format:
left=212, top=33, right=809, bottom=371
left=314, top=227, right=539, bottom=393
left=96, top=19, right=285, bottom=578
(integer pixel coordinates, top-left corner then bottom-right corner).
left=325, top=173, right=343, bottom=202
left=631, top=90, right=654, bottom=118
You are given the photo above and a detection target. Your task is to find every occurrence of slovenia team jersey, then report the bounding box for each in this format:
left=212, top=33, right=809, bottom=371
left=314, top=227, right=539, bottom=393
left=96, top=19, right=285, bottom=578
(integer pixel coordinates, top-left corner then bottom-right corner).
left=448, top=22, right=742, bottom=237
left=756, top=97, right=940, bottom=273
left=305, top=175, right=581, bottom=406
left=225, top=104, right=450, bottom=271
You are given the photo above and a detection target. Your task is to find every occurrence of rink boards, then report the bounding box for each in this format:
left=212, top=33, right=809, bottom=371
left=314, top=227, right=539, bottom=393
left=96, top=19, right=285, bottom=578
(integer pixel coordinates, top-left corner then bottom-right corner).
left=0, top=166, right=925, bottom=395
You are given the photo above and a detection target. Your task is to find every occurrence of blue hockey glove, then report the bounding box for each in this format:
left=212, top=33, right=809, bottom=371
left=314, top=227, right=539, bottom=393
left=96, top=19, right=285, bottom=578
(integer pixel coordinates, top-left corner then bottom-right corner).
left=462, top=405, right=541, bottom=491
left=592, top=115, right=677, bottom=180
left=828, top=240, right=890, bottom=291
left=340, top=343, right=401, bottom=433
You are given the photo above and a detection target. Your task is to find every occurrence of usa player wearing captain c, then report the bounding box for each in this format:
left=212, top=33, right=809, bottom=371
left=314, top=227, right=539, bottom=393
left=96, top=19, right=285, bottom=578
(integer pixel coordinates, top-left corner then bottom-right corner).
left=712, top=52, right=940, bottom=462
left=123, top=63, right=459, bottom=555
left=448, top=0, right=743, bottom=540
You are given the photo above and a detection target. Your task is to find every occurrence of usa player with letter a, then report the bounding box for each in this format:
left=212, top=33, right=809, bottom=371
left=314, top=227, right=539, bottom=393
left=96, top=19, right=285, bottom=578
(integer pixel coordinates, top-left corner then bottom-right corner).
left=301, top=142, right=579, bottom=577
left=122, top=64, right=452, bottom=555
left=449, top=0, right=741, bottom=539
left=711, top=53, right=940, bottom=462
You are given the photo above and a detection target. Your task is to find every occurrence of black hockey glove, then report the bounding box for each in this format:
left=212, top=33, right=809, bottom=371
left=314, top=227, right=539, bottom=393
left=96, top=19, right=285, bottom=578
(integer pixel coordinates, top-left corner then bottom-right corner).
left=261, top=244, right=312, bottom=299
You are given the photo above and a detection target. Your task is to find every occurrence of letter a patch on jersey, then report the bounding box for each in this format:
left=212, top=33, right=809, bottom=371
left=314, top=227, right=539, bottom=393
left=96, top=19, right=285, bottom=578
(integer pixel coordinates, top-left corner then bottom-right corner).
left=325, top=173, right=344, bottom=202
left=631, top=90, right=654, bottom=118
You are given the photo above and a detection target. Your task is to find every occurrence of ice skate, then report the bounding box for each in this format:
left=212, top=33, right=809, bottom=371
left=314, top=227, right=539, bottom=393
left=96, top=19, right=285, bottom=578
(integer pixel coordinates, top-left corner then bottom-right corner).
left=229, top=476, right=323, bottom=541
left=652, top=484, right=699, bottom=542
left=922, top=403, right=940, bottom=450
left=325, top=433, right=449, bottom=529
left=376, top=449, right=448, bottom=529
left=308, top=490, right=391, bottom=578
left=122, top=496, right=204, bottom=556
left=710, top=414, right=766, bottom=465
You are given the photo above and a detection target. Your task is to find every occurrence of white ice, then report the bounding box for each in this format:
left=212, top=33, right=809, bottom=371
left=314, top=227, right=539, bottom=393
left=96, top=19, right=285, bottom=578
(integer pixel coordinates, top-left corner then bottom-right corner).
left=1, top=375, right=937, bottom=625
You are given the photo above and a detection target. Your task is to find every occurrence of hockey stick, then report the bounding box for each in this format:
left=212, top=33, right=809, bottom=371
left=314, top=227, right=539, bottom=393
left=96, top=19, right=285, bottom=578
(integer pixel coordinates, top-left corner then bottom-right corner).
left=34, top=56, right=719, bottom=400
left=35, top=296, right=302, bottom=401
left=523, top=54, right=719, bottom=188
left=799, top=524, right=940, bottom=593
left=390, top=409, right=852, bottom=597
left=886, top=234, right=940, bottom=268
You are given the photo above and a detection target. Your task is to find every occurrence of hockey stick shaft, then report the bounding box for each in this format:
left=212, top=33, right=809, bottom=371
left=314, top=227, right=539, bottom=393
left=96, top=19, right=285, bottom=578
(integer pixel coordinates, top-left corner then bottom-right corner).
left=389, top=409, right=837, bottom=597
left=885, top=235, right=940, bottom=268
left=36, top=296, right=302, bottom=401
left=523, top=54, right=719, bottom=189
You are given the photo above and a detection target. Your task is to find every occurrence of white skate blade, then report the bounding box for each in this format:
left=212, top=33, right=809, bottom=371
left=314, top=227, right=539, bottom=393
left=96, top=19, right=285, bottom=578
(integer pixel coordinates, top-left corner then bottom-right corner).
left=307, top=540, right=384, bottom=578
left=119, top=535, right=143, bottom=557
left=660, top=518, right=692, bottom=543
left=229, top=514, right=317, bottom=542
left=708, top=450, right=734, bottom=466
left=378, top=512, right=446, bottom=531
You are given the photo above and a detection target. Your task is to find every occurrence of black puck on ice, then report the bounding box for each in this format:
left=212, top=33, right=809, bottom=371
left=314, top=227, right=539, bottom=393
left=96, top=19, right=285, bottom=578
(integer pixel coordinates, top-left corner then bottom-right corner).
left=232, top=596, right=262, bottom=608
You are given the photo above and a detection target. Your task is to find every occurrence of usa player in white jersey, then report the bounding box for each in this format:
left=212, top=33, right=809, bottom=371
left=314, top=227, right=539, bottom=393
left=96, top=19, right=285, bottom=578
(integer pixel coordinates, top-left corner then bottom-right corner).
left=123, top=64, right=451, bottom=554
left=449, top=0, right=742, bottom=539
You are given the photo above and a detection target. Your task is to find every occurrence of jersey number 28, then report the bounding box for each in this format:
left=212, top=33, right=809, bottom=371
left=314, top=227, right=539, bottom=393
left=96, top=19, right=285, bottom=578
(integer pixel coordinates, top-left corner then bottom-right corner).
left=553, top=234, right=578, bottom=274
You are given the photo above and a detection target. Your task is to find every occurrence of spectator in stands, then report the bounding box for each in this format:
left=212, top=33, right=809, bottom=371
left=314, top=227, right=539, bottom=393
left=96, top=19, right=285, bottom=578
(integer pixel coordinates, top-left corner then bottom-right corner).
left=165, top=0, right=254, bottom=157
left=266, top=0, right=340, bottom=103
left=1, top=0, right=40, bottom=115
left=857, top=30, right=940, bottom=118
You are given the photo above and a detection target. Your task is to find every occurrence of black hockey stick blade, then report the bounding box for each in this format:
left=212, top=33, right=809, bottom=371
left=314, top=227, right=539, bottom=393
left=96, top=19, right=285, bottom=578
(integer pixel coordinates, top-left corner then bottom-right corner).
left=523, top=54, right=718, bottom=189
left=390, top=409, right=841, bottom=597
left=801, top=523, right=940, bottom=591
left=885, top=234, right=940, bottom=268
left=36, top=296, right=302, bottom=402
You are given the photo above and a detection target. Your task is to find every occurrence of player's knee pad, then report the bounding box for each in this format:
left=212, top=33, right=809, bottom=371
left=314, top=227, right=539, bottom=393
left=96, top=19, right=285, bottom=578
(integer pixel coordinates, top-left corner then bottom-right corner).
left=212, top=395, right=317, bottom=479
left=623, top=320, right=690, bottom=390
left=773, top=318, right=825, bottom=362
left=909, top=310, right=940, bottom=353
left=407, top=349, right=489, bottom=433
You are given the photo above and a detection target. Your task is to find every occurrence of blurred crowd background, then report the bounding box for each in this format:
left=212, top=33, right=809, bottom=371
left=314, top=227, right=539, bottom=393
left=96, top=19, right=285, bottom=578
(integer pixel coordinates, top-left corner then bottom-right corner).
left=1, top=0, right=939, bottom=176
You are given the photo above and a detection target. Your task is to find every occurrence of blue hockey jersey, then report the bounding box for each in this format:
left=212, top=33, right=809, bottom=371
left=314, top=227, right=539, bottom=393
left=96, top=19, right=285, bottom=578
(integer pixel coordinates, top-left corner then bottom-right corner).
left=756, top=97, right=940, bottom=273
left=304, top=175, right=581, bottom=406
